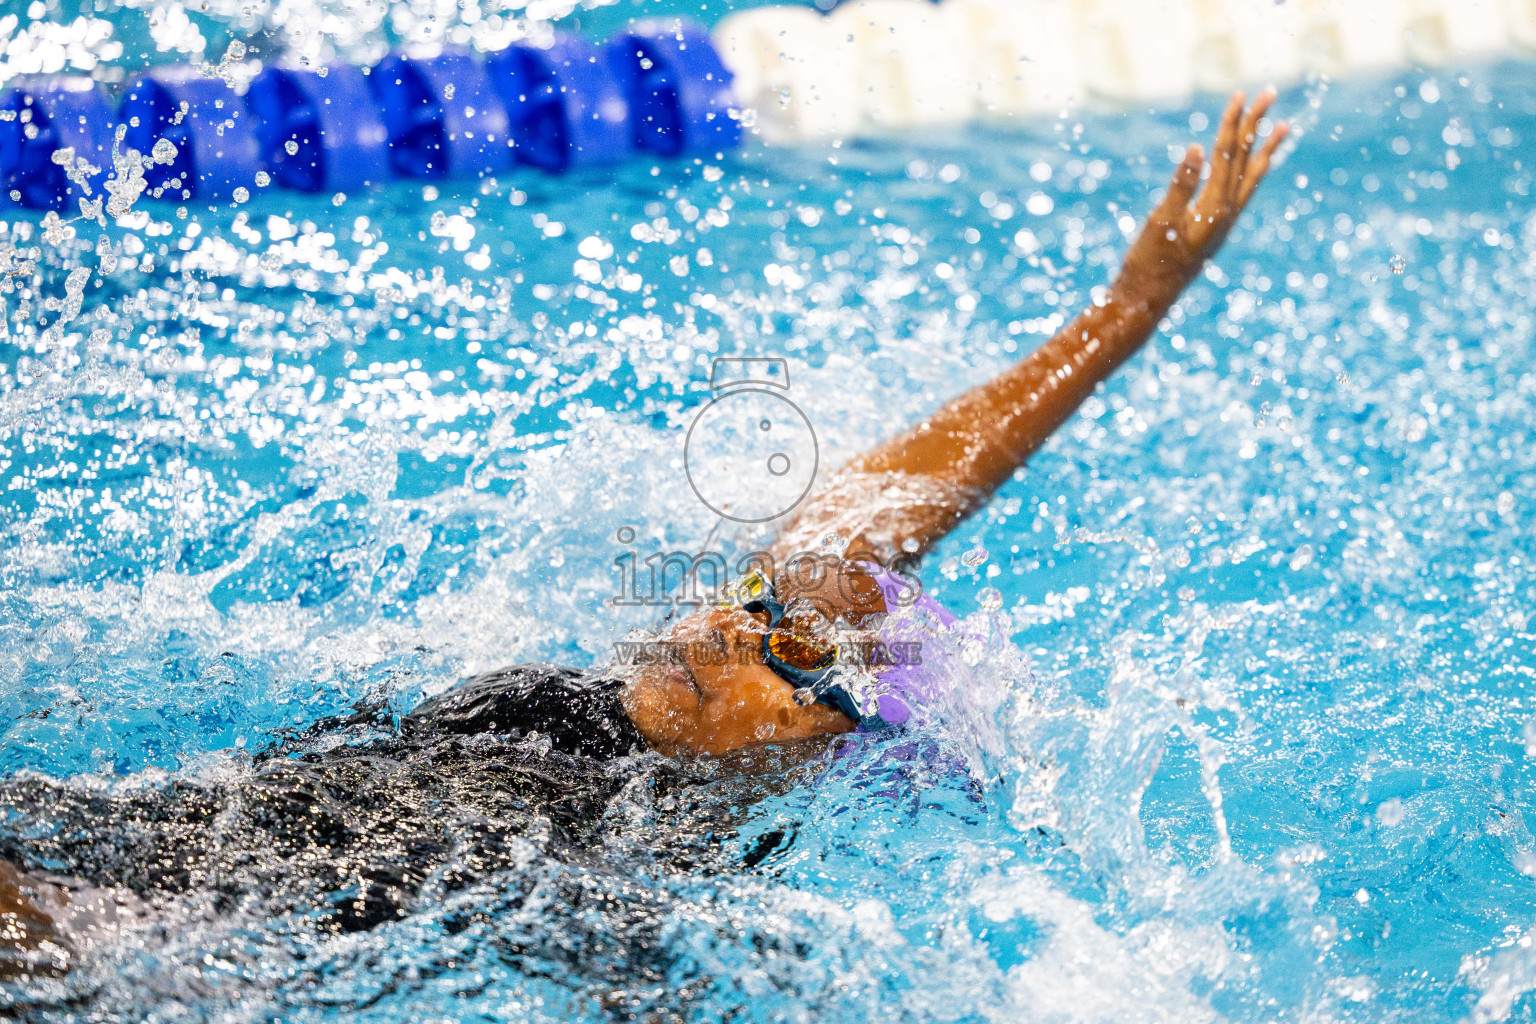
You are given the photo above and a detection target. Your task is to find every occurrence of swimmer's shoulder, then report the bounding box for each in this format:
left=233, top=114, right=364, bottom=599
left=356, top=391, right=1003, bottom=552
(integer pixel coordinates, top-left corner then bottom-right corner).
left=404, top=664, right=647, bottom=760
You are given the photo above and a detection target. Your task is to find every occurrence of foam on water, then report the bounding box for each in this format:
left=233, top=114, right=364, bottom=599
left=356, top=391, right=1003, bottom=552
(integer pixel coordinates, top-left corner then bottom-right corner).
left=4, top=4, right=1536, bottom=1020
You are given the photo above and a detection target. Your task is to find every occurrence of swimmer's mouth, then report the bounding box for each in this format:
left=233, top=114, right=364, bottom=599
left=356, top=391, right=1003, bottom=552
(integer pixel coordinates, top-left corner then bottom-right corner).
left=649, top=660, right=699, bottom=695
left=675, top=661, right=701, bottom=694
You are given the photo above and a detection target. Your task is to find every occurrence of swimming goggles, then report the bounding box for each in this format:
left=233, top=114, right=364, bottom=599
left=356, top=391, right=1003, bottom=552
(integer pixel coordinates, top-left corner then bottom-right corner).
left=734, top=570, right=863, bottom=722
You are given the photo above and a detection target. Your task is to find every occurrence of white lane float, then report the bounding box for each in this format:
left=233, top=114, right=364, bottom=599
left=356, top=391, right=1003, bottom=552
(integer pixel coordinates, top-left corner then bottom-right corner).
left=829, top=0, right=975, bottom=129
left=1190, top=0, right=1305, bottom=92
left=706, top=0, right=1531, bottom=150
left=1507, top=0, right=1536, bottom=52
left=948, top=0, right=1086, bottom=117
left=1073, top=0, right=1200, bottom=102
left=713, top=6, right=862, bottom=142
left=1404, top=0, right=1511, bottom=65
left=1293, top=0, right=1412, bottom=76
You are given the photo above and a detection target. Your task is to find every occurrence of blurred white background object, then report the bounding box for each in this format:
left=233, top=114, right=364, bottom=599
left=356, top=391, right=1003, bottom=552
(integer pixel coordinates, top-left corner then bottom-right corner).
left=1074, top=0, right=1199, bottom=101
left=714, top=6, right=862, bottom=142
left=950, top=0, right=1085, bottom=118
left=830, top=0, right=975, bottom=128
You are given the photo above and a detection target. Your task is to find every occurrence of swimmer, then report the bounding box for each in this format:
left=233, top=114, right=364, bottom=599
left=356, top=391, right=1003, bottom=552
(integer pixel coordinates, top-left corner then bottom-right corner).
left=0, top=91, right=1288, bottom=972
left=622, top=89, right=1289, bottom=754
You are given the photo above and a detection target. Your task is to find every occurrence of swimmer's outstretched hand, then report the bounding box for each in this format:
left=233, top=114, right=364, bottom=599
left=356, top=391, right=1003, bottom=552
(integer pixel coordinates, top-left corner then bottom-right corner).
left=1119, top=89, right=1290, bottom=304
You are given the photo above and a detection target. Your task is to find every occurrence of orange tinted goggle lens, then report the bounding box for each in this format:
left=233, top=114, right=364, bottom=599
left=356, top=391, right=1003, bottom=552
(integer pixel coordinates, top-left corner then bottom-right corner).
left=767, top=629, right=837, bottom=673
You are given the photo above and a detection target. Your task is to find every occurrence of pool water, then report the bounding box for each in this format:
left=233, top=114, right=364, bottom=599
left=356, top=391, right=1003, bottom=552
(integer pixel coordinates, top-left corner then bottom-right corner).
left=5, top=3, right=1536, bottom=1021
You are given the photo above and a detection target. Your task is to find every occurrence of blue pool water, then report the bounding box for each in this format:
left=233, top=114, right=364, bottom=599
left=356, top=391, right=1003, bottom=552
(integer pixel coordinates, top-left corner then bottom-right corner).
left=6, top=4, right=1536, bottom=1021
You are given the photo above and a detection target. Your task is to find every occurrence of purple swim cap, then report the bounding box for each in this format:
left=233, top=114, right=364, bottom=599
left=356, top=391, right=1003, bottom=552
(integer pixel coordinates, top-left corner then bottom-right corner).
left=851, top=561, right=960, bottom=727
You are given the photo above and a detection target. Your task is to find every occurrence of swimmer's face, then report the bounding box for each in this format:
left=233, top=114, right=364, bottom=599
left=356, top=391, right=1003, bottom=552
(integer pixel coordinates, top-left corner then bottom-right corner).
left=620, top=563, right=887, bottom=756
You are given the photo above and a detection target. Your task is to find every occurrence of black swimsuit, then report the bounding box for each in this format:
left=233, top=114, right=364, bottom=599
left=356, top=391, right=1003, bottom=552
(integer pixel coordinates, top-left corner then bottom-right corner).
left=403, top=664, right=646, bottom=759
left=0, top=666, right=651, bottom=932
left=0, top=667, right=827, bottom=1014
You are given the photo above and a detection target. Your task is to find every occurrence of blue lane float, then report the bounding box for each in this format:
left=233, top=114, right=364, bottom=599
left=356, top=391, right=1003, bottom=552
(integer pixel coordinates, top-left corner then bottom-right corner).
left=246, top=63, right=390, bottom=193
left=371, top=48, right=514, bottom=179
left=120, top=66, right=261, bottom=201
left=606, top=19, right=740, bottom=157
left=0, top=18, right=739, bottom=209
left=485, top=33, right=630, bottom=172
left=0, top=77, right=114, bottom=211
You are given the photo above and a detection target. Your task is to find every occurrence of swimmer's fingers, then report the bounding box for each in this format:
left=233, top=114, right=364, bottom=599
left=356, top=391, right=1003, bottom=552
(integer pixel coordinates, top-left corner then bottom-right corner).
left=1234, top=88, right=1276, bottom=167
left=1232, top=88, right=1278, bottom=202
left=1237, top=121, right=1290, bottom=207
left=1197, top=92, right=1246, bottom=228
left=1160, top=143, right=1205, bottom=215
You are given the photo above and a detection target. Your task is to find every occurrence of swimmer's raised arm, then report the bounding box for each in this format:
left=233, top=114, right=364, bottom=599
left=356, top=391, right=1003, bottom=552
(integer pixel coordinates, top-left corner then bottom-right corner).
left=627, top=92, right=1289, bottom=756
left=777, top=90, right=1289, bottom=565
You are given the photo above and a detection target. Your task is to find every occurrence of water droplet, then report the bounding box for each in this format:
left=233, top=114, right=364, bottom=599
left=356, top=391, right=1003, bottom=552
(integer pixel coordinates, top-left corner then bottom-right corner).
left=1288, top=544, right=1314, bottom=571
left=151, top=138, right=177, bottom=165
left=793, top=688, right=816, bottom=707
left=1389, top=254, right=1406, bottom=274
left=960, top=547, right=989, bottom=569
left=255, top=171, right=270, bottom=187
left=978, top=587, right=1002, bottom=611
left=443, top=83, right=456, bottom=101
left=332, top=192, right=346, bottom=206
left=820, top=532, right=848, bottom=556
left=316, top=65, right=328, bottom=78
left=226, top=39, right=246, bottom=60
left=901, top=538, right=920, bottom=554
left=754, top=721, right=776, bottom=741
left=284, top=139, right=299, bottom=156
left=232, top=186, right=249, bottom=203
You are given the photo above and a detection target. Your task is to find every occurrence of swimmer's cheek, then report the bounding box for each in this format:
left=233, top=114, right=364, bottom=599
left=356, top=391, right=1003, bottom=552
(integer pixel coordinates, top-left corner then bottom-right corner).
left=619, top=670, right=703, bottom=752
left=694, top=679, right=855, bottom=755
left=626, top=656, right=854, bottom=756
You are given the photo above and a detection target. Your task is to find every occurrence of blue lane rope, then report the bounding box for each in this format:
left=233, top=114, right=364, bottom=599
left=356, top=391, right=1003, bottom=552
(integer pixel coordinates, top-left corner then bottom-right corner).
left=486, top=32, right=631, bottom=172
left=0, top=17, right=738, bottom=210
left=246, top=63, right=390, bottom=193
left=121, top=65, right=262, bottom=202
left=372, top=48, right=515, bottom=180
left=606, top=19, right=740, bottom=158
left=0, top=77, right=114, bottom=210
